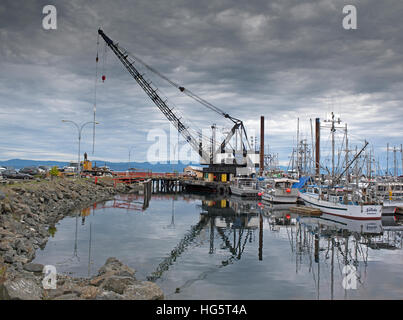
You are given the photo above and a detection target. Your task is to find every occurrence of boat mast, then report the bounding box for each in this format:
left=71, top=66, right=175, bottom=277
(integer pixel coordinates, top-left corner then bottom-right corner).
left=296, top=118, right=300, bottom=178
left=324, top=112, right=341, bottom=182
left=345, top=123, right=349, bottom=183
left=369, top=149, right=372, bottom=181
left=393, top=146, right=397, bottom=177
left=331, top=114, right=335, bottom=179
left=315, top=118, right=320, bottom=179
left=387, top=142, right=389, bottom=176
left=355, top=146, right=358, bottom=197
left=310, top=118, right=314, bottom=175
left=401, top=144, right=403, bottom=177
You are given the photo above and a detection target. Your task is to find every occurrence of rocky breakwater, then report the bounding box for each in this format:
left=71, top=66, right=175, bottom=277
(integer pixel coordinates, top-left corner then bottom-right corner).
left=0, top=177, right=163, bottom=300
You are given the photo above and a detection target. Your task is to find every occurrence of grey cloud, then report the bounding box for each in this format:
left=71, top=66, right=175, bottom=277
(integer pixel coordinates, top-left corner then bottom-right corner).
left=0, top=0, right=402, bottom=165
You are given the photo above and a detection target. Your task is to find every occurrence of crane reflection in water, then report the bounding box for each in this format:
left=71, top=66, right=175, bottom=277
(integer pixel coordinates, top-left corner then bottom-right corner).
left=146, top=196, right=266, bottom=281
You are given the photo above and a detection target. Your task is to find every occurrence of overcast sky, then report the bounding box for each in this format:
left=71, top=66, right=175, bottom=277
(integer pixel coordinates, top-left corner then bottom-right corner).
left=0, top=0, right=402, bottom=169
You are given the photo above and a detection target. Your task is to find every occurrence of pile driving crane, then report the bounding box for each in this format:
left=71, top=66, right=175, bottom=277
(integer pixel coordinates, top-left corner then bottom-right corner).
left=98, top=29, right=258, bottom=174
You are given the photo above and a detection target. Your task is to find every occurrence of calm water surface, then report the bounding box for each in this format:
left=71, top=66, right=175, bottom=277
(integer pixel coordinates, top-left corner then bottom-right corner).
left=33, top=193, right=403, bottom=299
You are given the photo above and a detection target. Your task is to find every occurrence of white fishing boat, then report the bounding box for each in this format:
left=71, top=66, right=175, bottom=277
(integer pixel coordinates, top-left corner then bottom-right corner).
left=261, top=178, right=299, bottom=203
left=299, top=186, right=382, bottom=220
left=230, top=177, right=260, bottom=197
left=374, top=181, right=403, bottom=216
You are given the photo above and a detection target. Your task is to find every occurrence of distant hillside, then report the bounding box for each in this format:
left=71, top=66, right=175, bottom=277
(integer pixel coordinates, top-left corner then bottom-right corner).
left=0, top=159, right=201, bottom=173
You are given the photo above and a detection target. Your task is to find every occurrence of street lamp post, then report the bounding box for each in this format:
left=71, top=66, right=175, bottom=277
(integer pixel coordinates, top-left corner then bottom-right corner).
left=128, top=146, right=135, bottom=171
left=62, top=120, right=99, bottom=178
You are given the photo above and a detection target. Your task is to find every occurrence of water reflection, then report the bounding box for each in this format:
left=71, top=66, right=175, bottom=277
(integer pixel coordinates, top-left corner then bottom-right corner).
left=260, top=201, right=402, bottom=299
left=147, top=194, right=402, bottom=298
left=201, top=197, right=261, bottom=261
left=33, top=193, right=403, bottom=299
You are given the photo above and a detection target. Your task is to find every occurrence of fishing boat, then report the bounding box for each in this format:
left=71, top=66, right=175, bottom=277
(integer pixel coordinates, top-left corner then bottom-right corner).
left=297, top=113, right=382, bottom=220
left=374, top=181, right=403, bottom=216
left=299, top=185, right=382, bottom=220
left=261, top=178, right=299, bottom=203
left=230, top=177, right=260, bottom=198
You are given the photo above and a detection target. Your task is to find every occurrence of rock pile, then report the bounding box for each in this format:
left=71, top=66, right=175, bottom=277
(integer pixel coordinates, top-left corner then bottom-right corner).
left=0, top=178, right=162, bottom=300
left=1, top=257, right=163, bottom=300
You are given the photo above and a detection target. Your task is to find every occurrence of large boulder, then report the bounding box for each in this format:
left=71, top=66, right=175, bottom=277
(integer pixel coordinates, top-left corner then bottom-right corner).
left=101, top=276, right=136, bottom=294
left=97, top=257, right=136, bottom=278
left=80, top=286, right=100, bottom=299
left=123, top=281, right=164, bottom=300
left=85, top=258, right=164, bottom=300
left=23, top=263, right=44, bottom=273
left=2, top=277, right=42, bottom=300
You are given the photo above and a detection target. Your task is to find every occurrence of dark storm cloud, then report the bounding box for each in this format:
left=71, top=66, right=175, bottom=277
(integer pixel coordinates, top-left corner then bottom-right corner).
left=0, top=0, right=402, bottom=165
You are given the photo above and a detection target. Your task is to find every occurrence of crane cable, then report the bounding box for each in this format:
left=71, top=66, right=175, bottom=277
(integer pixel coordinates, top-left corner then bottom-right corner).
left=126, top=50, right=249, bottom=151
left=92, top=33, right=100, bottom=155
left=131, top=61, right=232, bottom=153
left=123, top=49, right=239, bottom=123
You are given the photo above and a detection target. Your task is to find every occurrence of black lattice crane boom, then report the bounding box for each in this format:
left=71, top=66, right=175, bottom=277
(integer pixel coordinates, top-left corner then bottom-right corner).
left=98, top=29, right=253, bottom=166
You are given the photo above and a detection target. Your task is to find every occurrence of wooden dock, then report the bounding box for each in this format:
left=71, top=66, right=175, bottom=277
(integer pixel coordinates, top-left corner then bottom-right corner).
left=289, top=206, right=322, bottom=216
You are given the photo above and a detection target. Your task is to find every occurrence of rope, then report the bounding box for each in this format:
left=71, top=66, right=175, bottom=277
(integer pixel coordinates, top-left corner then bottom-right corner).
left=102, top=40, right=108, bottom=77
left=92, top=33, right=99, bottom=155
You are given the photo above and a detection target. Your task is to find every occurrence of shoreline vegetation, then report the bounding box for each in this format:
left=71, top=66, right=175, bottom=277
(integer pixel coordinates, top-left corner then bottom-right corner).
left=0, top=177, right=164, bottom=300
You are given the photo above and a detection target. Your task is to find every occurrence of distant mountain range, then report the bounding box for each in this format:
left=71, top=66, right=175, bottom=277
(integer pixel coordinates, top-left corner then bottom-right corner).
left=0, top=158, right=302, bottom=174
left=0, top=159, right=201, bottom=173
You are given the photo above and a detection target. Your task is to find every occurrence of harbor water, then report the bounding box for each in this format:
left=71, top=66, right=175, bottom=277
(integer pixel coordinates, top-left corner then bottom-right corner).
left=33, top=193, right=403, bottom=299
